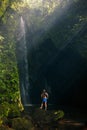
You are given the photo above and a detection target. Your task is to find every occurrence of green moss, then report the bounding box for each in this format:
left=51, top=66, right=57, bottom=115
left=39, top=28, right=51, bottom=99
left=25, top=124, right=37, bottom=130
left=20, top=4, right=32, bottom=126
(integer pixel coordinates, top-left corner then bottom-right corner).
left=0, top=102, right=10, bottom=118
left=0, top=125, right=14, bottom=130
left=12, top=117, right=34, bottom=130
left=0, top=102, right=21, bottom=119
left=54, top=110, right=64, bottom=121
left=0, top=118, right=3, bottom=126
left=31, top=108, right=64, bottom=125
left=8, top=104, right=21, bottom=118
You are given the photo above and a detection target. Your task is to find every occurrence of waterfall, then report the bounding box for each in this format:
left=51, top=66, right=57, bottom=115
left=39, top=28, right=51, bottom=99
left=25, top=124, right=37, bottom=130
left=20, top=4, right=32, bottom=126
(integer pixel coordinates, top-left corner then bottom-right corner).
left=17, top=16, right=31, bottom=106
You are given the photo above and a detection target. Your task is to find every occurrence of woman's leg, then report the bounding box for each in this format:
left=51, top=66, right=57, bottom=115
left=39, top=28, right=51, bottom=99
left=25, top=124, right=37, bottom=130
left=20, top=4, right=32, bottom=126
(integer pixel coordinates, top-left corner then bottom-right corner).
left=40, top=102, right=43, bottom=109
left=45, top=102, right=47, bottom=110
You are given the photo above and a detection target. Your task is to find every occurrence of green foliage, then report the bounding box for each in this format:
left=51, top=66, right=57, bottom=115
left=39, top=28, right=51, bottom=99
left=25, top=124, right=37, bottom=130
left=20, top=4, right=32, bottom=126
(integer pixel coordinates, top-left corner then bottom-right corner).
left=0, top=0, right=20, bottom=105
left=12, top=117, right=34, bottom=130
left=0, top=102, right=21, bottom=119
left=0, top=125, right=14, bottom=130
left=54, top=110, right=64, bottom=121
left=0, top=0, right=10, bottom=17
left=0, top=102, right=10, bottom=118
left=0, top=33, right=20, bottom=105
left=0, top=35, right=4, bottom=42
left=0, top=118, right=3, bottom=126
left=8, top=103, right=21, bottom=118
left=0, top=0, right=24, bottom=116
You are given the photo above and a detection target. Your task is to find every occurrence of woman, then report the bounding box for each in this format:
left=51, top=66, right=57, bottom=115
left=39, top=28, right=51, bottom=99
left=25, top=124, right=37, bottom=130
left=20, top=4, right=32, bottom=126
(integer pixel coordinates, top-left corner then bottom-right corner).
left=40, top=89, right=49, bottom=110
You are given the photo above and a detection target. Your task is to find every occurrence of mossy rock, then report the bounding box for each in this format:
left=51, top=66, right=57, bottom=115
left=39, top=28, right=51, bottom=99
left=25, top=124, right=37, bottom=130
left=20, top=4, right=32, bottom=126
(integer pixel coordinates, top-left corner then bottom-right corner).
left=0, top=102, right=21, bottom=119
left=8, top=104, right=21, bottom=118
left=0, top=125, right=14, bottom=130
left=0, top=118, right=3, bottom=126
left=0, top=102, right=10, bottom=118
left=12, top=117, right=34, bottom=130
left=31, top=108, right=64, bottom=126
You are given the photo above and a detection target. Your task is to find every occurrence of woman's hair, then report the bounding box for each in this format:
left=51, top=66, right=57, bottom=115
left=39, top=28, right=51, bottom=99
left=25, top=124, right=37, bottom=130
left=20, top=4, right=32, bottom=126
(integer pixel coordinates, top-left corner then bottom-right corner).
left=43, top=89, right=46, bottom=92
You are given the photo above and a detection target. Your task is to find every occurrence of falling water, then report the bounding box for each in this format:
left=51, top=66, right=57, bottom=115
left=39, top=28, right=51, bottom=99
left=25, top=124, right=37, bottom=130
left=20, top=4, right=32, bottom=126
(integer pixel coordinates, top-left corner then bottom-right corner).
left=18, top=16, right=31, bottom=106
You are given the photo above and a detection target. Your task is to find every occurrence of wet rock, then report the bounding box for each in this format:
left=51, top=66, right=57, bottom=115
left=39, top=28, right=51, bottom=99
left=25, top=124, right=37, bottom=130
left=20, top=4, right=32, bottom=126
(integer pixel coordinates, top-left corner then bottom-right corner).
left=30, top=108, right=64, bottom=127
left=12, top=117, right=34, bottom=130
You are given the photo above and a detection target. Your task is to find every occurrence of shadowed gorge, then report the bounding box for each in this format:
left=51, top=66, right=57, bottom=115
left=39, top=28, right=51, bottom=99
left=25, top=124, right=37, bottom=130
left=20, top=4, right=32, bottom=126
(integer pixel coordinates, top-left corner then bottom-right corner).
left=1, top=0, right=87, bottom=130
left=15, top=0, right=87, bottom=109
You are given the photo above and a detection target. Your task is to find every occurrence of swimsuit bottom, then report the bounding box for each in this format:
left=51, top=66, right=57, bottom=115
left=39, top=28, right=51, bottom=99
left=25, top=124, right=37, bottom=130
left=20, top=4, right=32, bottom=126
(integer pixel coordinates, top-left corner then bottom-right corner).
left=42, top=98, right=47, bottom=103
